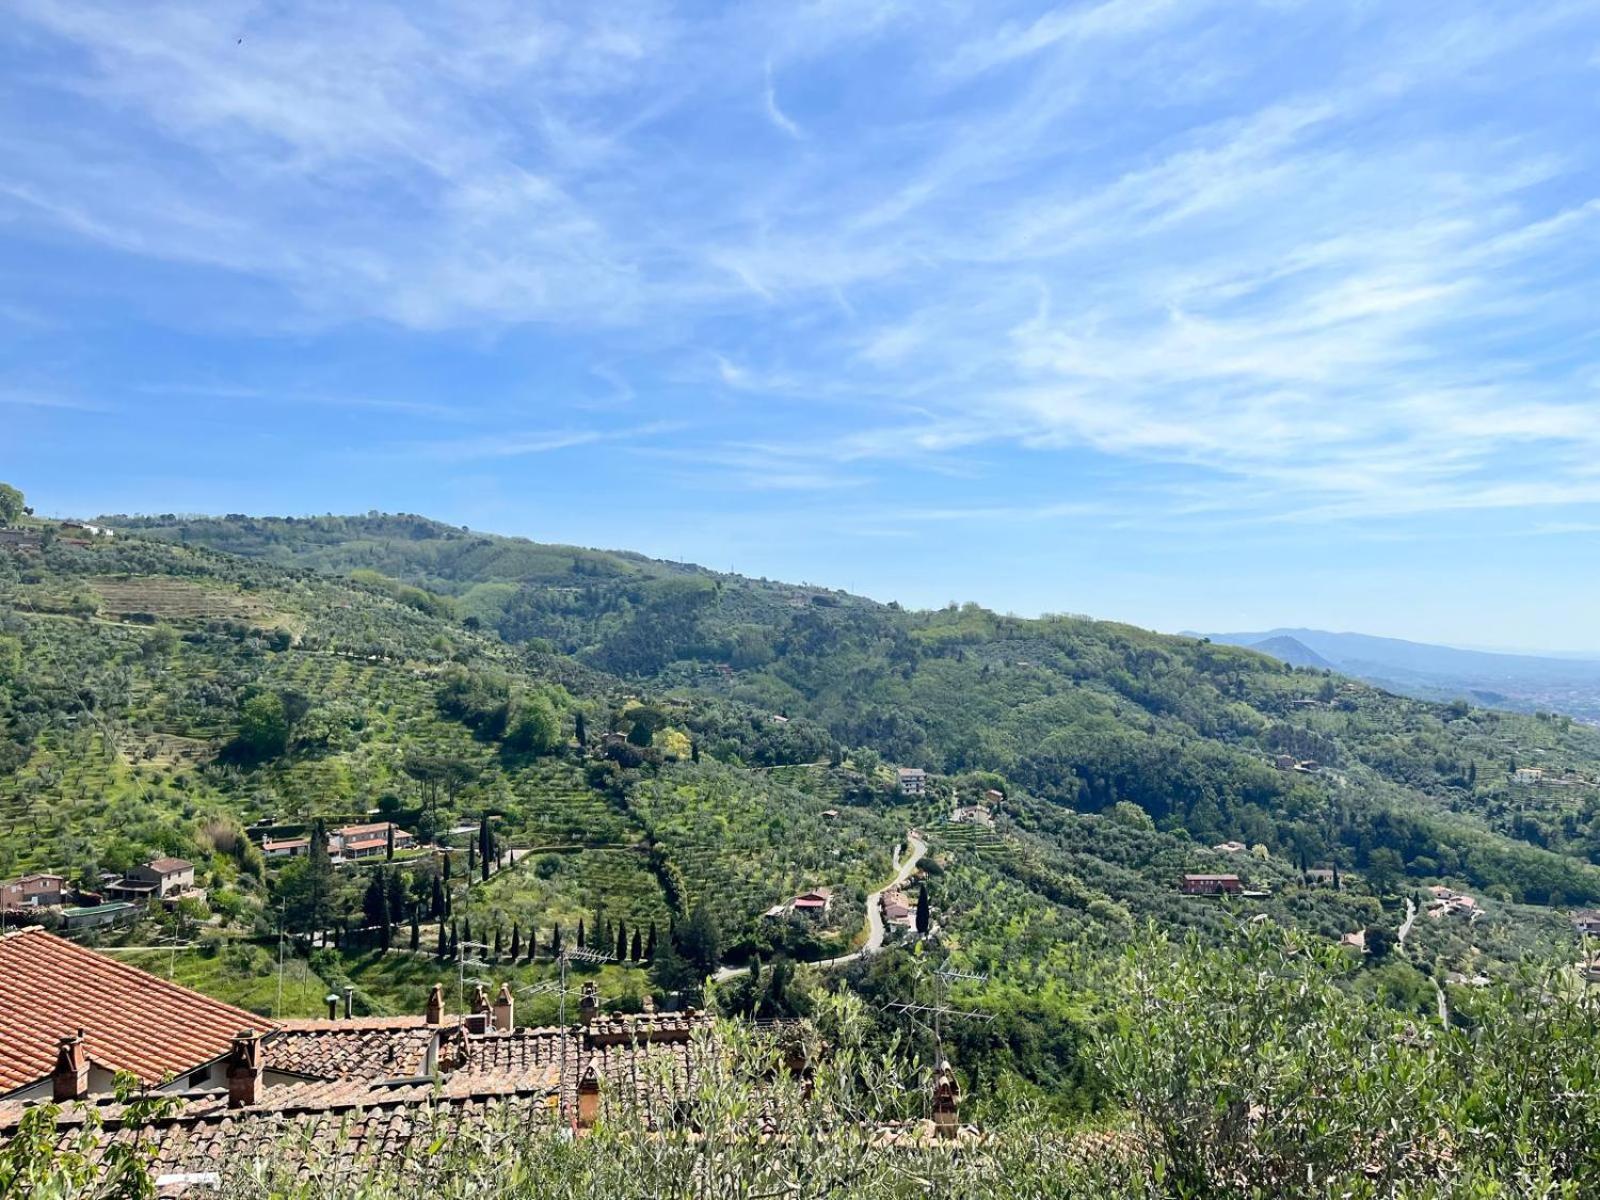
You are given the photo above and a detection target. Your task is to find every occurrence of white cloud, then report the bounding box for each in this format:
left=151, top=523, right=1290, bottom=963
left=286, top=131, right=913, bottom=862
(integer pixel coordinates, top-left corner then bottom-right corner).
left=763, top=62, right=805, bottom=140
left=4, top=0, right=1600, bottom=531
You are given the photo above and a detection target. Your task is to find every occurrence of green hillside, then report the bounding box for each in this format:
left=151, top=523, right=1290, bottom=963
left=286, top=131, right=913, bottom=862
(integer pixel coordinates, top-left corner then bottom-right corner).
left=0, top=531, right=901, bottom=988
left=9, top=508, right=1600, bottom=1110
left=116, top=513, right=1600, bottom=899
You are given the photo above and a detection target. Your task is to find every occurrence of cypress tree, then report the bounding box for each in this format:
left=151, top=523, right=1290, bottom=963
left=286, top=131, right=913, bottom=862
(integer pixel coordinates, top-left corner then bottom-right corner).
left=577, top=918, right=586, bottom=949
left=386, top=871, right=407, bottom=932
left=302, top=817, right=333, bottom=934
left=410, top=905, right=420, bottom=952
left=645, top=923, right=657, bottom=960
left=915, top=886, right=931, bottom=934
left=468, top=836, right=476, bottom=876
left=509, top=923, right=521, bottom=960
left=436, top=918, right=447, bottom=959
left=551, top=923, right=563, bottom=955
left=575, top=710, right=587, bottom=748
left=385, top=824, right=395, bottom=861
left=631, top=929, right=642, bottom=961
left=449, top=920, right=459, bottom=959
left=525, top=924, right=538, bottom=962
left=615, top=920, right=627, bottom=962
left=479, top=816, right=492, bottom=883
left=363, top=871, right=390, bottom=948
left=463, top=915, right=472, bottom=946
left=431, top=875, right=445, bottom=920
left=493, top=925, right=503, bottom=959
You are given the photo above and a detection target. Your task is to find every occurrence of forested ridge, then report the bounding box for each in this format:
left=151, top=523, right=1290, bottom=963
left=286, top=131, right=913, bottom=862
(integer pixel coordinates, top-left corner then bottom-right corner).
left=114, top=512, right=1600, bottom=901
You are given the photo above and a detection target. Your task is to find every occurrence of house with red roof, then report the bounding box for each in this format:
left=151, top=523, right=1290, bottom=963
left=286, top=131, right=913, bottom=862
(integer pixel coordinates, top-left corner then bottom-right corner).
left=790, top=888, right=833, bottom=915
left=129, top=858, right=195, bottom=898
left=0, top=872, right=66, bottom=910
left=330, top=822, right=414, bottom=860
left=0, top=928, right=277, bottom=1101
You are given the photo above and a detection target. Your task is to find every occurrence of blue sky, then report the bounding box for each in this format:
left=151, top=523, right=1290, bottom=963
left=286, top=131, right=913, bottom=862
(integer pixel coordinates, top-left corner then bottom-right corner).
left=3, top=1, right=1599, bottom=649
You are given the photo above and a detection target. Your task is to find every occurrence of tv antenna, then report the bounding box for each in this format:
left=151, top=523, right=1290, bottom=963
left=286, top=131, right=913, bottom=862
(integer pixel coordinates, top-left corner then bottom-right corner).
left=883, top=957, right=993, bottom=1070
left=455, top=940, right=492, bottom=1011
left=516, top=946, right=614, bottom=1126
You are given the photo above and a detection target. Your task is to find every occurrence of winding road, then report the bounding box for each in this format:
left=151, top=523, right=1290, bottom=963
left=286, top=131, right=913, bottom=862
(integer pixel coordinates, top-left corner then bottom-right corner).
left=1398, top=895, right=1418, bottom=951
left=713, top=831, right=927, bottom=983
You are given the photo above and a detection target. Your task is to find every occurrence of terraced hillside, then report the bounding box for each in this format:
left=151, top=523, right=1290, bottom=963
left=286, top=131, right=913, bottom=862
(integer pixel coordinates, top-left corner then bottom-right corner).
left=0, top=537, right=902, bottom=958
left=12, top=514, right=1600, bottom=1111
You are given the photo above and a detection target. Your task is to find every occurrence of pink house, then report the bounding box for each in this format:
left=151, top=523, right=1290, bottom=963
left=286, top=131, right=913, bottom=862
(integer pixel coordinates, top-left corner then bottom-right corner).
left=0, top=873, right=67, bottom=910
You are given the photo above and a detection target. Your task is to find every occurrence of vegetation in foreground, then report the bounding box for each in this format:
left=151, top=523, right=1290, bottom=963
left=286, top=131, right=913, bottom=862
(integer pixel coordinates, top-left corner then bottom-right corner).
left=5, top=931, right=1598, bottom=1199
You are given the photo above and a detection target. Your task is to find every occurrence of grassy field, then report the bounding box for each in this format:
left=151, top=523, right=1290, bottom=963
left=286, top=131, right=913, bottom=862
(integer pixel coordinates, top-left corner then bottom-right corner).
left=473, top=848, right=670, bottom=937
left=117, top=941, right=332, bottom=1020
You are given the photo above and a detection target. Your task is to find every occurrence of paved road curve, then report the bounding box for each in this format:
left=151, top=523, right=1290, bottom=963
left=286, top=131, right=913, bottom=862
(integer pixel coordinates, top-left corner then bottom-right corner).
left=713, top=831, right=928, bottom=983
left=1397, top=895, right=1418, bottom=950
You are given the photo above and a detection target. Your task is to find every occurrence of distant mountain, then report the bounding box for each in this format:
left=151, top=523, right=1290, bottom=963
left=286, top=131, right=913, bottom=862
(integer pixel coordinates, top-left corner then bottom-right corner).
left=1242, top=636, right=1338, bottom=672
left=1205, top=628, right=1600, bottom=723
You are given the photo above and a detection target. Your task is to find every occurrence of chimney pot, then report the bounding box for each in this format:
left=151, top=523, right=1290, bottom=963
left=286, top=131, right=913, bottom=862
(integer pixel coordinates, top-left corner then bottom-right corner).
left=579, top=983, right=599, bottom=1026
left=932, top=1058, right=961, bottom=1140
left=425, top=983, right=445, bottom=1025
left=343, top=986, right=355, bottom=1020
left=325, top=993, right=340, bottom=1020
left=52, top=1030, right=90, bottom=1102
left=577, top=1062, right=602, bottom=1129
left=493, top=982, right=514, bottom=1032
left=226, top=1029, right=266, bottom=1110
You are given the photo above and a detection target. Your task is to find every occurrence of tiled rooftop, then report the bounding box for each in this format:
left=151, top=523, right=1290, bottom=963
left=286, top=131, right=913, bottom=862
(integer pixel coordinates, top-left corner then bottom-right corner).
left=0, top=936, right=838, bottom=1192
left=14, top=1087, right=558, bottom=1195
left=264, top=1025, right=440, bottom=1080
left=0, top=929, right=273, bottom=1094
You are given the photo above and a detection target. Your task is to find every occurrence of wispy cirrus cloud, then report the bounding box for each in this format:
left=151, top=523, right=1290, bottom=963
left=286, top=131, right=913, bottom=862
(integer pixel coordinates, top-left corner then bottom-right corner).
left=762, top=62, right=805, bottom=141
left=4, top=0, right=1600, bottom=554
left=384, top=420, right=690, bottom=464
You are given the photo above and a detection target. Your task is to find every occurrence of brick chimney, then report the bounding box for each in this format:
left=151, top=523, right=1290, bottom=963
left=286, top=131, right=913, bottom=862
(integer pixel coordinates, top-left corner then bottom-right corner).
left=578, top=982, right=599, bottom=1026
left=52, top=1029, right=89, bottom=1102
left=493, top=983, right=514, bottom=1032
left=464, top=984, right=492, bottom=1035
left=577, top=1061, right=602, bottom=1129
left=226, top=1029, right=265, bottom=1110
left=425, top=982, right=445, bottom=1025
left=931, top=1059, right=960, bottom=1140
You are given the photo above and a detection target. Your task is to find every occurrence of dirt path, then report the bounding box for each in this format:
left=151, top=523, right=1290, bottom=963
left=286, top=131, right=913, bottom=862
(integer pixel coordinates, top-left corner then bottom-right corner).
left=1398, top=895, right=1418, bottom=950
left=713, top=831, right=927, bottom=983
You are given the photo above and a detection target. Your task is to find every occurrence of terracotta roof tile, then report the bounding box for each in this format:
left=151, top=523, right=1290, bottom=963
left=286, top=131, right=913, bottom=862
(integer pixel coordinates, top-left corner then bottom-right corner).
left=0, top=929, right=274, bottom=1093
left=263, top=1027, right=439, bottom=1080
left=0, top=1013, right=816, bottom=1189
